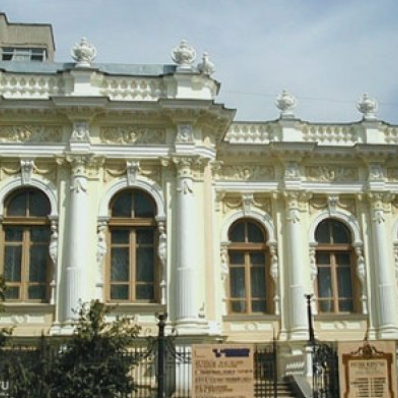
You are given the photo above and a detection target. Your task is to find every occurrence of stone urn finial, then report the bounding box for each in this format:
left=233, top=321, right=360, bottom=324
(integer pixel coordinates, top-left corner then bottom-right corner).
left=357, top=93, right=378, bottom=121
left=171, top=39, right=196, bottom=71
left=276, top=89, right=297, bottom=119
left=71, top=37, right=97, bottom=68
left=197, top=52, right=215, bottom=76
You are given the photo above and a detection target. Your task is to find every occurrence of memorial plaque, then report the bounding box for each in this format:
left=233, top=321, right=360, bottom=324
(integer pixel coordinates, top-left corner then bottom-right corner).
left=192, top=344, right=254, bottom=398
left=339, top=341, right=397, bottom=398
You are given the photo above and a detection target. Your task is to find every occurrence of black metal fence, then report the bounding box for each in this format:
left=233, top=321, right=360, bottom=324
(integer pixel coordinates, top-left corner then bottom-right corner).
left=0, top=339, right=278, bottom=398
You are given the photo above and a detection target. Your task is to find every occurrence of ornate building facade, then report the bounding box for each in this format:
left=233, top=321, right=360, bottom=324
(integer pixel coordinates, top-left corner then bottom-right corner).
left=1, top=13, right=398, bottom=376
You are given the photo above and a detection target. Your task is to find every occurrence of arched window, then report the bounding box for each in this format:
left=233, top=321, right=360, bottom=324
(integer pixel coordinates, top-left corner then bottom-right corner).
left=0, top=188, right=51, bottom=302
left=315, top=219, right=356, bottom=313
left=227, top=219, right=271, bottom=314
left=107, top=189, right=158, bottom=302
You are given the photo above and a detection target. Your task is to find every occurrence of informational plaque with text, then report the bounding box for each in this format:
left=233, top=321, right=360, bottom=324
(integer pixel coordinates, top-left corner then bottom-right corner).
left=192, top=344, right=254, bottom=398
left=339, top=341, right=397, bottom=398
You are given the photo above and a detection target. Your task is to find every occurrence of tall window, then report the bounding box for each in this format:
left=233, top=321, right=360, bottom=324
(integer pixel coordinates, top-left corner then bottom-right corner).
left=107, top=189, right=158, bottom=303
left=315, top=219, right=356, bottom=313
left=0, top=188, right=51, bottom=302
left=227, top=219, right=271, bottom=314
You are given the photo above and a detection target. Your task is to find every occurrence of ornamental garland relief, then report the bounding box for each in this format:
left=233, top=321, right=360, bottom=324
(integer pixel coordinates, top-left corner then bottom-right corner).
left=305, top=165, right=358, bottom=182
left=0, top=160, right=57, bottom=184
left=218, top=165, right=274, bottom=181
left=309, top=196, right=357, bottom=215
left=221, top=193, right=271, bottom=215
left=100, top=126, right=166, bottom=145
left=0, top=125, right=63, bottom=143
left=104, top=162, right=161, bottom=185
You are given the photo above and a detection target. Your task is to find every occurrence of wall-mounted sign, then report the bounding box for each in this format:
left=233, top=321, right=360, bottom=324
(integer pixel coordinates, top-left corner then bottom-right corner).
left=339, top=341, right=397, bottom=398
left=192, top=344, right=254, bottom=398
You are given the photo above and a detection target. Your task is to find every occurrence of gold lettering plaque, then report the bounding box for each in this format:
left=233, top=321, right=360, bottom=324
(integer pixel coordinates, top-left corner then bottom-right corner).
left=339, top=341, right=397, bottom=398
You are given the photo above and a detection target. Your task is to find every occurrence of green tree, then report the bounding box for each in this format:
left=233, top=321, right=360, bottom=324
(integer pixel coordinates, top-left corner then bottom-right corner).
left=49, top=300, right=141, bottom=398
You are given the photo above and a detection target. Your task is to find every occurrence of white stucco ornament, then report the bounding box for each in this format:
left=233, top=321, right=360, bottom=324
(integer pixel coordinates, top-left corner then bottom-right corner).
left=71, top=37, right=97, bottom=67
left=197, top=52, right=215, bottom=76
left=276, top=89, right=297, bottom=119
left=357, top=93, right=378, bottom=120
left=171, top=39, right=196, bottom=70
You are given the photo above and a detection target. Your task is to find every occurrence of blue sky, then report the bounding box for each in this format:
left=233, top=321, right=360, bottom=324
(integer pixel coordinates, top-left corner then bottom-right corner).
left=2, top=0, right=398, bottom=124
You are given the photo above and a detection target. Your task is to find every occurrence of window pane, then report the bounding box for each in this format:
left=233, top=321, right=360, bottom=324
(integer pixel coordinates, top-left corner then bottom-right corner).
left=337, top=267, right=352, bottom=298
left=315, top=221, right=330, bottom=243
left=136, top=285, right=154, bottom=300
left=231, top=301, right=246, bottom=313
left=229, top=222, right=245, bottom=242
left=5, top=227, right=23, bottom=242
left=136, top=248, right=154, bottom=282
left=339, top=299, right=353, bottom=312
left=137, top=230, right=154, bottom=244
left=316, top=252, right=330, bottom=265
left=111, top=248, right=129, bottom=281
left=250, top=252, right=265, bottom=265
left=7, top=192, right=26, bottom=216
left=335, top=253, right=351, bottom=266
left=28, top=285, right=46, bottom=300
left=30, top=228, right=50, bottom=243
left=318, top=300, right=333, bottom=313
left=5, top=287, right=19, bottom=300
left=110, top=285, right=129, bottom=300
left=248, top=222, right=264, bottom=242
left=251, top=267, right=266, bottom=298
left=229, top=252, right=244, bottom=265
left=252, top=300, right=267, bottom=313
left=4, top=246, right=22, bottom=281
left=230, top=268, right=245, bottom=298
left=134, top=191, right=155, bottom=218
left=111, top=229, right=129, bottom=244
left=29, top=191, right=50, bottom=216
left=112, top=192, right=131, bottom=217
left=317, top=268, right=332, bottom=298
left=29, top=246, right=48, bottom=282
left=332, top=221, right=351, bottom=244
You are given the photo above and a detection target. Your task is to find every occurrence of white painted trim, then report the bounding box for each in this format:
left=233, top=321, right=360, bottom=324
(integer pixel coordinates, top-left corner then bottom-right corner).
left=220, top=209, right=276, bottom=244
left=308, top=208, right=362, bottom=245
left=0, top=175, right=58, bottom=216
left=98, top=176, right=165, bottom=218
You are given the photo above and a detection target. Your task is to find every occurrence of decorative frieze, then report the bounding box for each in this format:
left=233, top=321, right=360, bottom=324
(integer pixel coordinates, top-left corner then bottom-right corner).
left=305, top=165, right=358, bottom=182
left=217, top=164, right=274, bottom=181
left=0, top=125, right=63, bottom=143
left=100, top=126, right=165, bottom=144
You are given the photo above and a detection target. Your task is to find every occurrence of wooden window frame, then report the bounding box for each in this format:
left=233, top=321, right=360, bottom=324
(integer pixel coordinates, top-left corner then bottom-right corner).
left=227, top=220, right=272, bottom=315
left=0, top=190, right=51, bottom=302
left=315, top=220, right=358, bottom=314
left=106, top=189, right=159, bottom=303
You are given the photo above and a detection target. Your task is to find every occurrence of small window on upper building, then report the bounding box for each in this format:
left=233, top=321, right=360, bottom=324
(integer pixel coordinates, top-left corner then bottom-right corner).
left=1, top=47, right=47, bottom=62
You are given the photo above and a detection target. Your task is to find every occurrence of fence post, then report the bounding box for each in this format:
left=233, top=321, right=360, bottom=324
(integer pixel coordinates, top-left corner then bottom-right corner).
left=157, top=313, right=167, bottom=398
